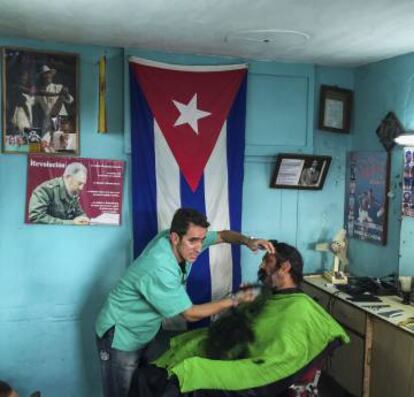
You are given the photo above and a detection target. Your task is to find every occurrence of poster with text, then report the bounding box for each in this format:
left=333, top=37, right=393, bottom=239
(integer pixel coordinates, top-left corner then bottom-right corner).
left=344, top=151, right=389, bottom=245
left=26, top=154, right=124, bottom=226
left=402, top=148, right=414, bottom=217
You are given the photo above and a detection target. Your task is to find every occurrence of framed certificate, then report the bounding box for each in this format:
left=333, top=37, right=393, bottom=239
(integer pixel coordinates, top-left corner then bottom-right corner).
left=319, top=85, right=353, bottom=133
left=270, top=153, right=331, bottom=190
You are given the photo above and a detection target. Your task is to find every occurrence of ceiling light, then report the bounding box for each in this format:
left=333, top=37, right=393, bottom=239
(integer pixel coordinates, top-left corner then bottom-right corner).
left=225, top=29, right=310, bottom=47
left=394, top=133, right=414, bottom=146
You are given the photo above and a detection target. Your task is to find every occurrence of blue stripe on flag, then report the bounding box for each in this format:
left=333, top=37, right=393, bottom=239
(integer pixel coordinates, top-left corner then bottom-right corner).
left=130, top=67, right=158, bottom=258
left=227, top=76, right=247, bottom=291
left=130, top=62, right=247, bottom=331
left=180, top=173, right=211, bottom=328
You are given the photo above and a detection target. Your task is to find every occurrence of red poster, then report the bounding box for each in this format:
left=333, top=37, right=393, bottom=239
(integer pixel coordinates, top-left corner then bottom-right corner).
left=26, top=154, right=125, bottom=226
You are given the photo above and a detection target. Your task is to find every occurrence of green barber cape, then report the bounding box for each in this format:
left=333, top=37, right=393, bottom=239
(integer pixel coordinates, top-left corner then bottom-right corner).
left=155, top=292, right=349, bottom=393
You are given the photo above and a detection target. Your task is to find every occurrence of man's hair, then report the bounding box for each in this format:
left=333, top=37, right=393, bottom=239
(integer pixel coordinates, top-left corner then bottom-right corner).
left=63, top=162, right=87, bottom=179
left=170, top=208, right=210, bottom=237
left=0, top=380, right=13, bottom=397
left=269, top=240, right=304, bottom=284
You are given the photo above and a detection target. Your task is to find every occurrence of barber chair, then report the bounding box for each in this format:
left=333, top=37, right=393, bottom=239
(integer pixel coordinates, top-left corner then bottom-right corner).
left=132, top=340, right=340, bottom=397
left=288, top=364, right=321, bottom=397
left=132, top=364, right=324, bottom=397
left=276, top=342, right=338, bottom=397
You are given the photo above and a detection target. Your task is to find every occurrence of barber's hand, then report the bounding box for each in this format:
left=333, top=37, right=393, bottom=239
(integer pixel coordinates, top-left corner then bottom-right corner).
left=73, top=216, right=90, bottom=225
left=245, top=238, right=275, bottom=254
left=232, top=287, right=256, bottom=306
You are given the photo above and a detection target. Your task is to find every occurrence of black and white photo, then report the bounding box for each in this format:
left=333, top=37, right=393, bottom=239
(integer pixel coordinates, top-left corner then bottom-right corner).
left=270, top=153, right=331, bottom=190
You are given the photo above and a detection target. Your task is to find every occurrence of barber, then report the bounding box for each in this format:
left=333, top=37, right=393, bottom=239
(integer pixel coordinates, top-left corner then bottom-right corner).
left=95, top=207, right=274, bottom=397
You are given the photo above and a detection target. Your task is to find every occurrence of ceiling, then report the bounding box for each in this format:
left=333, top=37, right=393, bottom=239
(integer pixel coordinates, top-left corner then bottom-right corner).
left=1, top=0, right=414, bottom=66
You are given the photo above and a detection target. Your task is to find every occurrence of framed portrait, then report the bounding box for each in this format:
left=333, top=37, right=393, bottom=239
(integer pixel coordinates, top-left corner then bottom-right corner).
left=344, top=151, right=390, bottom=245
left=2, top=47, right=79, bottom=155
left=319, top=85, right=353, bottom=133
left=270, top=153, right=331, bottom=190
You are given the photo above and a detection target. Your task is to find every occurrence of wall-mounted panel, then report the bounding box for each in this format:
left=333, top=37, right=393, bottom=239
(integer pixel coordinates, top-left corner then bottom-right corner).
left=245, top=62, right=315, bottom=157
left=246, top=74, right=309, bottom=149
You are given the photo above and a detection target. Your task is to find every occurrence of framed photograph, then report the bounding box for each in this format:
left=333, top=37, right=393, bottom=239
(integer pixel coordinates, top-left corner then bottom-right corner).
left=270, top=153, right=331, bottom=190
left=319, top=85, right=353, bottom=133
left=344, top=152, right=390, bottom=245
left=2, top=47, right=79, bottom=154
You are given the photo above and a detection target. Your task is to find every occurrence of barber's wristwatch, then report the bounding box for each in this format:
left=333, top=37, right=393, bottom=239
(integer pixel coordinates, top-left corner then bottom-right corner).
left=244, top=236, right=255, bottom=245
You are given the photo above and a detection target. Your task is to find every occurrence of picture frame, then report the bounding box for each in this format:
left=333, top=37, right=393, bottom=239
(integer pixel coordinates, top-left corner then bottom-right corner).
left=270, top=153, right=331, bottom=190
left=2, top=47, right=79, bottom=155
left=319, top=85, right=353, bottom=133
left=402, top=148, right=414, bottom=217
left=344, top=151, right=390, bottom=245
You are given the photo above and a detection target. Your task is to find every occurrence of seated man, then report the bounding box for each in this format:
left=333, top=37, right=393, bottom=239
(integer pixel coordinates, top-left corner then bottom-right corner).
left=0, top=380, right=19, bottom=397
left=132, top=241, right=349, bottom=396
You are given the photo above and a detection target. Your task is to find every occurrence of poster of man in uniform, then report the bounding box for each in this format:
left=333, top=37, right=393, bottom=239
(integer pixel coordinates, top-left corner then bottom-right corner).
left=2, top=48, right=79, bottom=154
left=344, top=151, right=389, bottom=245
left=26, top=155, right=124, bottom=226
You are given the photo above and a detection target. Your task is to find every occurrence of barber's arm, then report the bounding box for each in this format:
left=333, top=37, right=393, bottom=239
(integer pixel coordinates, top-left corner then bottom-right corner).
left=182, top=289, right=254, bottom=322
left=216, top=230, right=275, bottom=254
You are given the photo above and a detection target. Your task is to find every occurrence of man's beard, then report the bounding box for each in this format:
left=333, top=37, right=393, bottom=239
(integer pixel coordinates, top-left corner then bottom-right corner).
left=63, top=179, right=80, bottom=198
left=68, top=190, right=79, bottom=198
left=258, top=269, right=271, bottom=286
left=258, top=269, right=278, bottom=289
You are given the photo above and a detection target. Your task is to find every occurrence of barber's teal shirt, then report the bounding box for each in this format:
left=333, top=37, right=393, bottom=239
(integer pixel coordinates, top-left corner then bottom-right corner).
left=95, top=229, right=218, bottom=351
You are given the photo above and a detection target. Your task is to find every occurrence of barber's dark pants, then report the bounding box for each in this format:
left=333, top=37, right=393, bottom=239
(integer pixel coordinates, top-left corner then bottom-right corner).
left=96, top=327, right=145, bottom=397
left=129, top=364, right=181, bottom=397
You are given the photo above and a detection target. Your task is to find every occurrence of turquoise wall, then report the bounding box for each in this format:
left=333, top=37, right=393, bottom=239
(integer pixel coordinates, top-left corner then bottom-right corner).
left=0, top=38, right=130, bottom=397
left=351, top=53, right=414, bottom=277
left=243, top=64, right=354, bottom=280
left=1, top=39, right=353, bottom=396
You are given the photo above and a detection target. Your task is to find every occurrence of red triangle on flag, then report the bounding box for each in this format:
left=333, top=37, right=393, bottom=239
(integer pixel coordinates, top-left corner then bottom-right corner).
left=131, top=61, right=246, bottom=192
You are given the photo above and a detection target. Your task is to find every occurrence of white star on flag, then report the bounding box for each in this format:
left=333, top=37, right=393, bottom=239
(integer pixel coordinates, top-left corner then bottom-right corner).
left=173, top=93, right=211, bottom=135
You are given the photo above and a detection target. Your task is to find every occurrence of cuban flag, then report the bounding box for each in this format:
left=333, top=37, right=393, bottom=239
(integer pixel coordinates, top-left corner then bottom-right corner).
left=129, top=57, right=247, bottom=327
